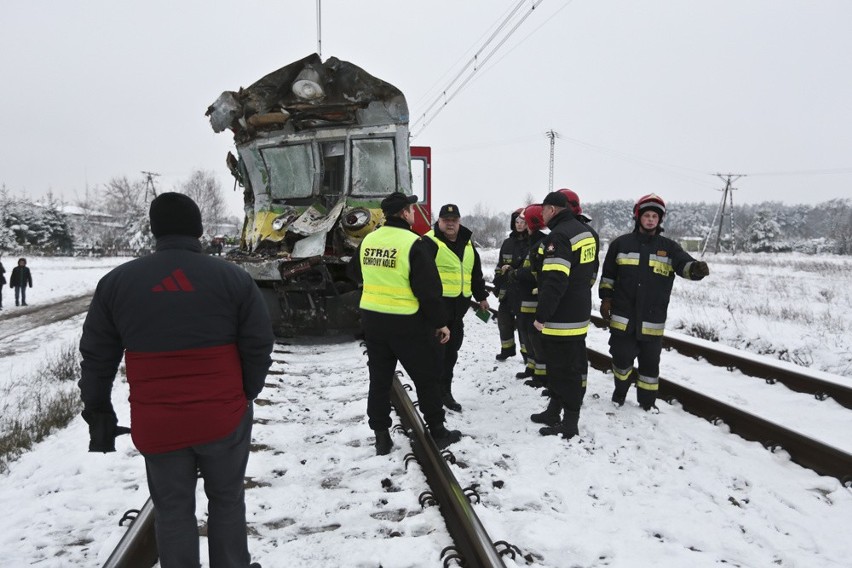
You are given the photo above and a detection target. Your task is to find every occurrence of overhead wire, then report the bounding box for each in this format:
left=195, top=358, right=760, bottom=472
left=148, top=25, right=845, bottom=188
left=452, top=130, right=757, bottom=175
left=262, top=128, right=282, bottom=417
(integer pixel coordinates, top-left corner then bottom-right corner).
left=411, top=0, right=546, bottom=138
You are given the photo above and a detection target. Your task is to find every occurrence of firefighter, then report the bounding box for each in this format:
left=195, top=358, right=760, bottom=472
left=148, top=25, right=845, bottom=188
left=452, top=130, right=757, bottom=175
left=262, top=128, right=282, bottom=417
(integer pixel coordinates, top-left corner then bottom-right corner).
left=348, top=192, right=461, bottom=454
left=493, top=209, right=529, bottom=361
left=599, top=193, right=710, bottom=411
left=530, top=189, right=600, bottom=427
left=511, top=204, right=548, bottom=384
left=532, top=191, right=599, bottom=439
left=423, top=204, right=490, bottom=412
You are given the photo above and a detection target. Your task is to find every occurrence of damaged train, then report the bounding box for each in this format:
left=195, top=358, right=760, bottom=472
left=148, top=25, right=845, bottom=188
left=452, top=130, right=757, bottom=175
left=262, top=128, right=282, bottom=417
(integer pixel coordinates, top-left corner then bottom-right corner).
left=206, top=53, right=432, bottom=336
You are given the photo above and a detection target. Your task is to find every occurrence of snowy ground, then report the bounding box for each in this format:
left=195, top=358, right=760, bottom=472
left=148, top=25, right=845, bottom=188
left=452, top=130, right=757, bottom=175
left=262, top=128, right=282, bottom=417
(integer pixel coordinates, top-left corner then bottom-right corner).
left=1, top=252, right=851, bottom=567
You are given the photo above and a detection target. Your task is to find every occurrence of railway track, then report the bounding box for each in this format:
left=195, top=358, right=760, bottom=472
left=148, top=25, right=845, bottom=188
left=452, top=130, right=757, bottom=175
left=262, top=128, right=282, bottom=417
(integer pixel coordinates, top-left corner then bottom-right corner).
left=102, top=299, right=852, bottom=566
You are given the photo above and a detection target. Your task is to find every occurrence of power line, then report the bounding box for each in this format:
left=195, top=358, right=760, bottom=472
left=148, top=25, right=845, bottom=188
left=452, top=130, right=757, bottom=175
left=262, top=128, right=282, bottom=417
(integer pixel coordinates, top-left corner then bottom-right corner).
left=411, top=0, right=546, bottom=138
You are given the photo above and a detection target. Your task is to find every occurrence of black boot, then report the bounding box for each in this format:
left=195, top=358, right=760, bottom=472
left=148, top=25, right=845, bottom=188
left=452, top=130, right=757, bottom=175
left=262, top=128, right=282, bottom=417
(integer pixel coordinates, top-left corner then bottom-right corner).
left=611, top=390, right=626, bottom=407
left=524, top=377, right=546, bottom=389
left=430, top=426, right=462, bottom=449
left=539, top=410, right=580, bottom=440
left=495, top=347, right=516, bottom=361
left=530, top=397, right=562, bottom=425
left=442, top=393, right=462, bottom=412
left=374, top=430, right=393, bottom=455
left=515, top=368, right=533, bottom=379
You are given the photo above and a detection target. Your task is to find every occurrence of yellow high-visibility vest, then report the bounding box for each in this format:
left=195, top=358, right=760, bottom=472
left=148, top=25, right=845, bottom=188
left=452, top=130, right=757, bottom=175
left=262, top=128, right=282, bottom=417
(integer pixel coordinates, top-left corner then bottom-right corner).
left=425, top=230, right=474, bottom=297
left=359, top=226, right=419, bottom=315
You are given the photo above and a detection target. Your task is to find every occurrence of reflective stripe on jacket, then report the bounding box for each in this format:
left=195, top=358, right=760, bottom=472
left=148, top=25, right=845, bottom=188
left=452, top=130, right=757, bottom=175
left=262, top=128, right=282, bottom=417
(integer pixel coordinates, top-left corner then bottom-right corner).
left=359, top=226, right=419, bottom=315
left=598, top=230, right=701, bottom=339
left=425, top=230, right=474, bottom=297
left=534, top=210, right=599, bottom=339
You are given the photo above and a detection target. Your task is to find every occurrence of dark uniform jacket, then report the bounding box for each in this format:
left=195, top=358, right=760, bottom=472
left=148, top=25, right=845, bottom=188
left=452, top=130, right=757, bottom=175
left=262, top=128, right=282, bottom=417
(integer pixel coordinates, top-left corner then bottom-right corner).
left=598, top=229, right=704, bottom=339
left=512, top=230, right=547, bottom=316
left=79, top=235, right=274, bottom=454
left=348, top=216, right=447, bottom=329
left=534, top=209, right=599, bottom=341
left=493, top=211, right=529, bottom=306
left=9, top=266, right=32, bottom=288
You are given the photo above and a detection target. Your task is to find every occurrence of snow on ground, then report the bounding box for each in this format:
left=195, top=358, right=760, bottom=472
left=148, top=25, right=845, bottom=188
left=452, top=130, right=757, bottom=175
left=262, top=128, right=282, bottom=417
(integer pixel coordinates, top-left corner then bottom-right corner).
left=1, top=252, right=852, bottom=567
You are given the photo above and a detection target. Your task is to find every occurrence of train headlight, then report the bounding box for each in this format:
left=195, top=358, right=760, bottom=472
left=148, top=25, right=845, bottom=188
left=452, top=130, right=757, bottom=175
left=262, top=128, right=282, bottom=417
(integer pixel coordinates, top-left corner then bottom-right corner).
left=342, top=208, right=371, bottom=231
left=272, top=215, right=291, bottom=232
left=292, top=67, right=325, bottom=101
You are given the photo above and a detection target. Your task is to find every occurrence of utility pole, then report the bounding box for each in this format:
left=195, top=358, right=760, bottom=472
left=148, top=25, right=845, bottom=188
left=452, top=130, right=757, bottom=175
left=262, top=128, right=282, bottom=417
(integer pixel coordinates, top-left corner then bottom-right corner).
left=546, top=129, right=559, bottom=192
left=702, top=173, right=743, bottom=256
left=141, top=171, right=160, bottom=204
left=316, top=0, right=322, bottom=58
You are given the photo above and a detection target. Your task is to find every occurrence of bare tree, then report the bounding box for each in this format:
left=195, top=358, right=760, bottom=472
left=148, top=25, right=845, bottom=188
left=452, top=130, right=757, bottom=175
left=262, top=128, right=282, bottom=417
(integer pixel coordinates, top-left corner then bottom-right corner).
left=179, top=170, right=226, bottom=235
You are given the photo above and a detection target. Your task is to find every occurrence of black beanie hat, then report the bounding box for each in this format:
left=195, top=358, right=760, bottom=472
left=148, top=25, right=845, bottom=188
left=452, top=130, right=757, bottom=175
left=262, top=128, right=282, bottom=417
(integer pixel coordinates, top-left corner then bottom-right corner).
left=149, top=192, right=203, bottom=238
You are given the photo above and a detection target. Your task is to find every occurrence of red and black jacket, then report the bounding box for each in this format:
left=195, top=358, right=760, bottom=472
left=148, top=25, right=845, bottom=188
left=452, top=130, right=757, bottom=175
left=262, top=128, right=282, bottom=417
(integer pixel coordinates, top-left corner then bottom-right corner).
left=79, top=235, right=274, bottom=454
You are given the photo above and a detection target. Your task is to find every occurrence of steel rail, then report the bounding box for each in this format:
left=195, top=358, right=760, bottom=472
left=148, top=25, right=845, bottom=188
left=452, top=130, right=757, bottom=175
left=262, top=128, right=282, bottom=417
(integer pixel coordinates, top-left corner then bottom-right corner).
left=588, top=314, right=852, bottom=409
left=390, top=377, right=509, bottom=568
left=102, top=497, right=157, bottom=568
left=586, top=348, right=852, bottom=484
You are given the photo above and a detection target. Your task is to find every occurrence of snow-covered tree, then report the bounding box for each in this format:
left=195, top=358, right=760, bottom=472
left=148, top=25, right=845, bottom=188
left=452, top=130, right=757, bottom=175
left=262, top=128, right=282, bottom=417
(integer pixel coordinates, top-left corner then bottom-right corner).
left=178, top=170, right=227, bottom=235
left=747, top=209, right=784, bottom=252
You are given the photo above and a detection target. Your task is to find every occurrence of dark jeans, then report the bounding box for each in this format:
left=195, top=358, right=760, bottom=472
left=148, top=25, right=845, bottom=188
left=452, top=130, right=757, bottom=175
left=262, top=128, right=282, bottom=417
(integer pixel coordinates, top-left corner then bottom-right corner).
left=362, top=311, right=446, bottom=431
left=143, top=404, right=254, bottom=568
left=14, top=286, right=27, bottom=305
left=435, top=297, right=467, bottom=394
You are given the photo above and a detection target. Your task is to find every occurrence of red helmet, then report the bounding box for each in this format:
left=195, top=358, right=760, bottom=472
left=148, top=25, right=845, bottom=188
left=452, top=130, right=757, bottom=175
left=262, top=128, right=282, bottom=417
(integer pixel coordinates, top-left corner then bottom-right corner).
left=557, top=188, right=582, bottom=215
left=633, top=193, right=666, bottom=220
left=522, top=204, right=545, bottom=232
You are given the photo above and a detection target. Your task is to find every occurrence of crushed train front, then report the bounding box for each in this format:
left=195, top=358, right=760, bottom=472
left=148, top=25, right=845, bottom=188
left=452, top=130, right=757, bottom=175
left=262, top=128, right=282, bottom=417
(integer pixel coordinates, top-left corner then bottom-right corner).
left=206, top=53, right=414, bottom=336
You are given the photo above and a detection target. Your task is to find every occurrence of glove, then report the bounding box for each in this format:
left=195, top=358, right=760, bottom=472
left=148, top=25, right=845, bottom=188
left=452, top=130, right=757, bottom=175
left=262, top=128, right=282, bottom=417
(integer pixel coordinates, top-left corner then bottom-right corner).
left=82, top=408, right=131, bottom=453
left=600, top=298, right=612, bottom=322
left=691, top=261, right=709, bottom=279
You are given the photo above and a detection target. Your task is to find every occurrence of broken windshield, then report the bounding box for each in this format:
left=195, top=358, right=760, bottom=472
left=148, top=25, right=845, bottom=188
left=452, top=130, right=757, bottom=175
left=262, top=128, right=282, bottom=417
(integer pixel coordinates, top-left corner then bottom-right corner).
left=350, top=138, right=397, bottom=196
left=261, top=144, right=315, bottom=199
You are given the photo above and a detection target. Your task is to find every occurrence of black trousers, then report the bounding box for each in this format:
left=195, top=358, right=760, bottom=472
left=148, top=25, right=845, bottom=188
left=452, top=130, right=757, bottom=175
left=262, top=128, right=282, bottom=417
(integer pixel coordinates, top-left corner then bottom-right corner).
left=435, top=297, right=467, bottom=394
left=496, top=301, right=517, bottom=352
left=542, top=337, right=587, bottom=412
left=609, top=333, right=662, bottom=407
left=143, top=403, right=253, bottom=568
left=362, top=310, right=446, bottom=431
left=517, top=312, right=546, bottom=377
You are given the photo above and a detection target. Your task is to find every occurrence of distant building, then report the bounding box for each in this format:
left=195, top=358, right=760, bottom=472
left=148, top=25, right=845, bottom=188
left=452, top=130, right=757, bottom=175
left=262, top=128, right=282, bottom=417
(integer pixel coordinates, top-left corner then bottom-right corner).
left=679, top=236, right=704, bottom=252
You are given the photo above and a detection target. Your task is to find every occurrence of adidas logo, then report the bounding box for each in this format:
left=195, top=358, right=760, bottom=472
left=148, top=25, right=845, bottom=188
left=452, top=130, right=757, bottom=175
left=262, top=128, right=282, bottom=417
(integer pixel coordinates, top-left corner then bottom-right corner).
left=152, top=269, right=196, bottom=292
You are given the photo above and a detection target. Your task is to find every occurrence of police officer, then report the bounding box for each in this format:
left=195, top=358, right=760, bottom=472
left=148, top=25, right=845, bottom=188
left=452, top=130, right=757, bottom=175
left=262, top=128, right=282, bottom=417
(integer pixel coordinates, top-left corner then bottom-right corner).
left=599, top=193, right=709, bottom=410
left=349, top=192, right=461, bottom=454
left=424, top=204, right=490, bottom=412
left=532, top=191, right=599, bottom=440
left=493, top=209, right=529, bottom=361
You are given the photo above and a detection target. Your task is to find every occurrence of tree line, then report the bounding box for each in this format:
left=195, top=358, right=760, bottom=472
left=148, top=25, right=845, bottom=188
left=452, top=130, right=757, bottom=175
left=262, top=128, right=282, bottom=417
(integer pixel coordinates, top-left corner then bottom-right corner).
left=463, top=198, right=852, bottom=255
left=0, top=170, right=234, bottom=255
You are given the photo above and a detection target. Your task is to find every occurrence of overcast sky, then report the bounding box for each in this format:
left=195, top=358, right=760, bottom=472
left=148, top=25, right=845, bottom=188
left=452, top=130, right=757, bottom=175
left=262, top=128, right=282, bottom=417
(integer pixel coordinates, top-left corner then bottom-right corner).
left=2, top=0, right=851, bottom=218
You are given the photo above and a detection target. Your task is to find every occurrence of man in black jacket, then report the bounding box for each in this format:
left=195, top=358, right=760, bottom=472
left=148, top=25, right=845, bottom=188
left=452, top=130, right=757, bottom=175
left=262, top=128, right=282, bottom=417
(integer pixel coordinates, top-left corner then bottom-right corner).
left=533, top=191, right=599, bottom=440
left=348, top=192, right=461, bottom=454
left=493, top=209, right=529, bottom=361
left=9, top=258, right=33, bottom=306
left=599, top=193, right=709, bottom=411
left=423, top=204, right=490, bottom=412
left=79, top=192, right=274, bottom=568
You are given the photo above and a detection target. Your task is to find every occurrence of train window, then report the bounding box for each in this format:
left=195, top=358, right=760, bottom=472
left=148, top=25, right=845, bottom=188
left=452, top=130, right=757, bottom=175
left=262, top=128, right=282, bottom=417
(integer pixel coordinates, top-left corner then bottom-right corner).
left=410, top=157, right=426, bottom=203
left=350, top=138, right=396, bottom=196
left=261, top=144, right=314, bottom=199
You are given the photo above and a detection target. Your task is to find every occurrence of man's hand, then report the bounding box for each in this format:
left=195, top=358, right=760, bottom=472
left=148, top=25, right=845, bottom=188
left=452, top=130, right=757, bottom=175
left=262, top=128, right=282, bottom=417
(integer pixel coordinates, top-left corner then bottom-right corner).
left=600, top=298, right=612, bottom=322
left=478, top=299, right=490, bottom=311
left=82, top=408, right=130, bottom=453
left=533, top=320, right=544, bottom=332
left=500, top=264, right=510, bottom=273
left=691, top=261, right=709, bottom=279
left=435, top=326, right=451, bottom=344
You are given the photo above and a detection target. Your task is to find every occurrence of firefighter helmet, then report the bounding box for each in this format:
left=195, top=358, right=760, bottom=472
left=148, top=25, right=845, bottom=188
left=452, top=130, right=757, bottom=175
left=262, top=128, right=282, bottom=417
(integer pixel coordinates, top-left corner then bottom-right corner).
left=633, top=193, right=666, bottom=220
left=522, top=204, right=545, bottom=232
left=557, top=188, right=582, bottom=215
